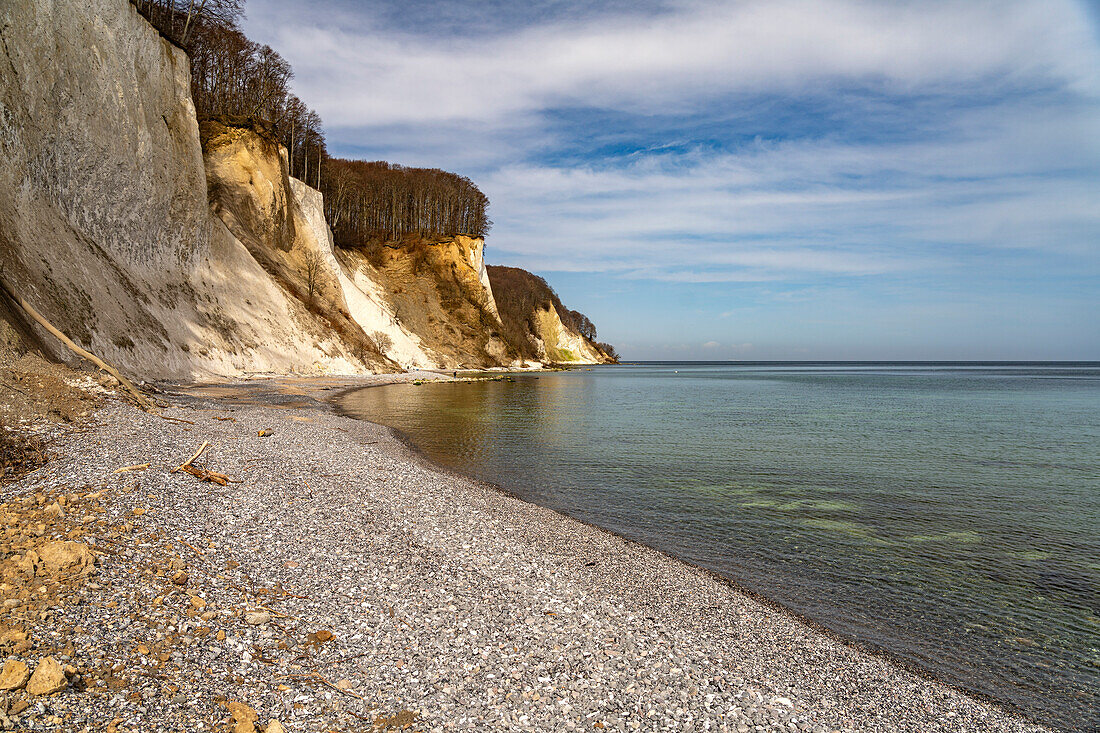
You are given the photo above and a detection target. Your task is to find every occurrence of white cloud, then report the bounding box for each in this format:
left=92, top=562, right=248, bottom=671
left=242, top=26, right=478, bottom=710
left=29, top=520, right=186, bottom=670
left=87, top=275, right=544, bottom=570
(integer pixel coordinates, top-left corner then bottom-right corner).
left=241, top=0, right=1100, bottom=289
left=702, top=340, right=720, bottom=348
left=476, top=100, right=1100, bottom=280
left=250, top=0, right=1100, bottom=127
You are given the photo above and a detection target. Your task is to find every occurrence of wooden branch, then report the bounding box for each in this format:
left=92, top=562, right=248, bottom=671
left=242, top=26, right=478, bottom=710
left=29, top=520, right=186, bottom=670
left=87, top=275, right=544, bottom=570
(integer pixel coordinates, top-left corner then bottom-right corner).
left=180, top=463, right=229, bottom=485
left=0, top=277, right=156, bottom=412
left=178, top=538, right=206, bottom=557
left=173, top=442, right=210, bottom=472
left=112, top=463, right=151, bottom=474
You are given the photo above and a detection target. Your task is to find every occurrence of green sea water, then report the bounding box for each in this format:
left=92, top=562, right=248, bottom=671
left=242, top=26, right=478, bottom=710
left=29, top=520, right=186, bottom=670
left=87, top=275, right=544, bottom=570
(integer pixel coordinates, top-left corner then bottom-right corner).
left=340, top=362, right=1100, bottom=730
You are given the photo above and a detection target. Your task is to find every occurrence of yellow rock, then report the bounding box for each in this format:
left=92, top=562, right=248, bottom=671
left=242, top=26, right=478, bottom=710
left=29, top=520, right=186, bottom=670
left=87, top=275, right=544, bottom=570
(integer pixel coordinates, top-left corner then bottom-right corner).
left=190, top=595, right=206, bottom=609
left=26, top=657, right=67, bottom=695
left=227, top=701, right=259, bottom=733
left=265, top=721, right=286, bottom=733
left=227, top=701, right=258, bottom=723
left=37, top=541, right=93, bottom=575
left=0, top=660, right=30, bottom=690
left=13, top=550, right=39, bottom=575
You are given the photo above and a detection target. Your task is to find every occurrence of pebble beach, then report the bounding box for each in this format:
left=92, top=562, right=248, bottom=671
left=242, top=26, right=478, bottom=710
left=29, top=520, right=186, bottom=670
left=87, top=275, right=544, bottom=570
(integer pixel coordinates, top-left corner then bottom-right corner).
left=0, top=378, right=1054, bottom=732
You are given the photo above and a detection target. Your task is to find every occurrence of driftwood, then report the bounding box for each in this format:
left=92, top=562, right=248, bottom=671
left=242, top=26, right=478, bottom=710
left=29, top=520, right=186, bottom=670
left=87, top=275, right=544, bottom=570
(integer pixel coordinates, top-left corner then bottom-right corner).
left=172, top=441, right=236, bottom=485
left=112, top=463, right=150, bottom=474
left=173, top=442, right=210, bottom=471
left=180, top=463, right=230, bottom=485
left=0, top=277, right=156, bottom=412
left=178, top=538, right=206, bottom=556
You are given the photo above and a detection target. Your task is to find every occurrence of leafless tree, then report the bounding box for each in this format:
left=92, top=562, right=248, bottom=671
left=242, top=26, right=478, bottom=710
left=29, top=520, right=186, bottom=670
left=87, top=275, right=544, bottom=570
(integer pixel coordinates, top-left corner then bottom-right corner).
left=302, top=250, right=323, bottom=300
left=184, top=14, right=328, bottom=184
left=131, top=0, right=242, bottom=47
left=566, top=310, right=597, bottom=341
left=321, top=159, right=492, bottom=246
left=369, top=331, right=394, bottom=355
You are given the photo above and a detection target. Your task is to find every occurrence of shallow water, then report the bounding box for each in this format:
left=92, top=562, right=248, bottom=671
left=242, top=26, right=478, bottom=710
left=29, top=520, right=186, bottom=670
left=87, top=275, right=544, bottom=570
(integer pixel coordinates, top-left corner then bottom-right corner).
left=340, top=362, right=1100, bottom=730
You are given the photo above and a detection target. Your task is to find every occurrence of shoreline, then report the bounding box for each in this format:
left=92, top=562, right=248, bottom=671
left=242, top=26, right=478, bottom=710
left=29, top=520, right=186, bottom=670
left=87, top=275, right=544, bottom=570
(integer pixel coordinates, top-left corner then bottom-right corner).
left=0, top=381, right=1056, bottom=732
left=326, top=378, right=1058, bottom=731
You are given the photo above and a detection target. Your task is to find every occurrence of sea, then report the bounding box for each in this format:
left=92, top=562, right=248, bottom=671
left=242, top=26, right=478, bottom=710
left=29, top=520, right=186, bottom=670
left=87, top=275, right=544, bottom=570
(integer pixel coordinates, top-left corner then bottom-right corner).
left=339, top=362, right=1100, bottom=730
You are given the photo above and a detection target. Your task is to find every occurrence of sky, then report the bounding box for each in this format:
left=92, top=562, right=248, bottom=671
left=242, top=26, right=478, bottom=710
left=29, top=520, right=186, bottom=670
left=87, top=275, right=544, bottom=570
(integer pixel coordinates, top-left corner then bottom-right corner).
left=243, top=0, right=1100, bottom=360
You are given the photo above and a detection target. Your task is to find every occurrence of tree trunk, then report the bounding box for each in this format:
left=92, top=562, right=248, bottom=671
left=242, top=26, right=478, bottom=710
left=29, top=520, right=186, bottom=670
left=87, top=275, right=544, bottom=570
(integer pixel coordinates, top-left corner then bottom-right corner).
left=0, top=278, right=156, bottom=412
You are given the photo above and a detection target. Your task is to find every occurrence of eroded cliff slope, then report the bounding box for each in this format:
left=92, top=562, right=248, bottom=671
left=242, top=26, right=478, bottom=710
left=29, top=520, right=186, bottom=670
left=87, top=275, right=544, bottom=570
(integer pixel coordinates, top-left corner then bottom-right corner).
left=488, top=266, right=613, bottom=365
left=0, top=0, right=613, bottom=379
left=0, top=0, right=383, bottom=378
left=336, top=236, right=513, bottom=369
left=202, top=120, right=507, bottom=370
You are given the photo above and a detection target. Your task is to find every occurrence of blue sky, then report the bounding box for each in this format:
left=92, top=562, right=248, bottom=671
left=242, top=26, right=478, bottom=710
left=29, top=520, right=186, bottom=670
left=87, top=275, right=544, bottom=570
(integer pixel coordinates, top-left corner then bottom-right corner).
left=243, top=0, right=1100, bottom=360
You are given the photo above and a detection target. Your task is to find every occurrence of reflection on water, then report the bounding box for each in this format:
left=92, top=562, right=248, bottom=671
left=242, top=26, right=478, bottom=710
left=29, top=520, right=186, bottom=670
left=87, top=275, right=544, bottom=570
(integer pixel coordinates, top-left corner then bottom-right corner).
left=340, top=363, right=1100, bottom=731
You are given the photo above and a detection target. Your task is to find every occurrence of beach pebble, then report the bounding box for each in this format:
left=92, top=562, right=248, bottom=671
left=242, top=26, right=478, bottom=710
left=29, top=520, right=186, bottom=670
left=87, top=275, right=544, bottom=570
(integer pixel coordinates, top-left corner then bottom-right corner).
left=244, top=610, right=271, bottom=626
left=0, top=385, right=1052, bottom=733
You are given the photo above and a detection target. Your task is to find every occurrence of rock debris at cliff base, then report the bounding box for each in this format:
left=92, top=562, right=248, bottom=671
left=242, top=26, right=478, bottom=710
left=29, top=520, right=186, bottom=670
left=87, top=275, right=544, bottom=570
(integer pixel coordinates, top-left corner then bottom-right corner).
left=0, top=388, right=1051, bottom=732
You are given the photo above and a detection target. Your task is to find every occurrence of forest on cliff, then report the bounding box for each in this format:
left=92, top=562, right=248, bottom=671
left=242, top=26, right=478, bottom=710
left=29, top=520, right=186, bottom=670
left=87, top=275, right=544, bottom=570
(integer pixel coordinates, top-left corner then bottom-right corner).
left=134, top=0, right=491, bottom=244
left=128, top=0, right=612, bottom=364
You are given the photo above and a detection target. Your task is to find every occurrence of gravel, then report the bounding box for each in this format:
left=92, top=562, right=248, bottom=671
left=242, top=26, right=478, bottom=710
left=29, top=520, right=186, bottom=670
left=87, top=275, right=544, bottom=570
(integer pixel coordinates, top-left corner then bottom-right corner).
left=0, top=381, right=1054, bottom=732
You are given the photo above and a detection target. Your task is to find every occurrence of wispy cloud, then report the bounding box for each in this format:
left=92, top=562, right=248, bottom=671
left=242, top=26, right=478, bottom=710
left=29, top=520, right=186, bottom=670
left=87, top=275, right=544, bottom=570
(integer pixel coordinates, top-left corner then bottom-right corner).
left=242, top=0, right=1100, bottom=358
left=479, top=100, right=1100, bottom=279
left=252, top=0, right=1099, bottom=126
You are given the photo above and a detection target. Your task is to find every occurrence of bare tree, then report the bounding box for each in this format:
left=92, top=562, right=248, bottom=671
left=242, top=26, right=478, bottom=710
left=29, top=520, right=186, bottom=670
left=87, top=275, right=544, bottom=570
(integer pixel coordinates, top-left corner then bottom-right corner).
left=132, top=0, right=242, bottom=47
left=181, top=0, right=242, bottom=46
left=369, top=331, right=394, bottom=355
left=320, top=159, right=492, bottom=247
left=182, top=12, right=328, bottom=178
left=302, top=250, right=324, bottom=300
left=566, top=309, right=597, bottom=341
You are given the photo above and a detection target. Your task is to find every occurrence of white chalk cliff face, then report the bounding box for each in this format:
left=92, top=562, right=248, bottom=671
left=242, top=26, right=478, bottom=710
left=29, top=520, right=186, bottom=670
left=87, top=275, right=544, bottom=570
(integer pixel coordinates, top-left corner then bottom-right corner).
left=336, top=234, right=513, bottom=369
left=0, top=0, right=609, bottom=378
left=531, top=304, right=608, bottom=365
left=467, top=238, right=501, bottom=322
left=0, top=0, right=373, bottom=378
left=288, top=179, right=436, bottom=370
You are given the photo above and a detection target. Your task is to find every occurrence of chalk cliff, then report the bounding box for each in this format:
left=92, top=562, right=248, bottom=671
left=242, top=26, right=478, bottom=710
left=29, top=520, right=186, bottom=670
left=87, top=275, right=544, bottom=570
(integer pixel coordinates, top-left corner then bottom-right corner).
left=335, top=235, right=512, bottom=369
left=0, top=0, right=612, bottom=379
left=0, top=0, right=379, bottom=378
left=487, top=266, right=613, bottom=365
left=530, top=302, right=609, bottom=364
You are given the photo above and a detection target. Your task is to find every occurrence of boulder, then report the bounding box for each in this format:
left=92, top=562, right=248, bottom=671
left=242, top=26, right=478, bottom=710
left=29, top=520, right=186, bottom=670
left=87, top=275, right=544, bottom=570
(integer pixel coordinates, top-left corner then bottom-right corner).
left=0, top=660, right=30, bottom=690
left=26, top=657, right=67, bottom=695
left=37, top=541, right=93, bottom=575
